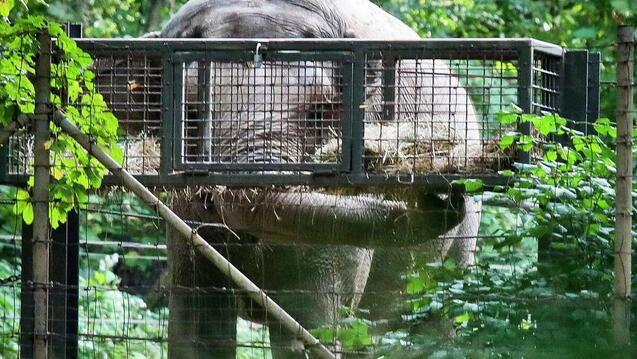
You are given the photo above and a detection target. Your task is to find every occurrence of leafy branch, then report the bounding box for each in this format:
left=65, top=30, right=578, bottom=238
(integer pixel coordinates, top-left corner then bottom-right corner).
left=0, top=0, right=121, bottom=228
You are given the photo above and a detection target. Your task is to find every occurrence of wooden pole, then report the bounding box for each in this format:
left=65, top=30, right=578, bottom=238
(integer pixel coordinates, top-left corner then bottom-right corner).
left=32, top=31, right=51, bottom=359
left=51, top=110, right=336, bottom=359
left=613, top=25, right=634, bottom=347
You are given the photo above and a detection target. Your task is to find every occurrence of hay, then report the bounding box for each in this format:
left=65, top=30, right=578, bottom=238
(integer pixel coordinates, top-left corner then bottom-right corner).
left=123, top=134, right=161, bottom=175
left=120, top=123, right=514, bottom=178
left=316, top=121, right=514, bottom=175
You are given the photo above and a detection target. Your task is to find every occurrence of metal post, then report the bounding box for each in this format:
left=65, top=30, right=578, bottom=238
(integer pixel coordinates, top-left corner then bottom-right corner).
left=49, top=210, right=79, bottom=358
left=20, top=222, right=34, bottom=358
left=561, top=50, right=590, bottom=134
left=516, top=45, right=534, bottom=164
left=613, top=25, right=634, bottom=348
left=587, top=52, right=601, bottom=125
left=32, top=30, right=52, bottom=359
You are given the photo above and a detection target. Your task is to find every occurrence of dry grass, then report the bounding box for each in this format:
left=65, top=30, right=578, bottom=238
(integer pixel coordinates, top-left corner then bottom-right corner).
left=316, top=122, right=514, bottom=175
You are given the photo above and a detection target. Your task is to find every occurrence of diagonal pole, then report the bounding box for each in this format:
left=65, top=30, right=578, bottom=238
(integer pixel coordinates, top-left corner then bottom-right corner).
left=51, top=110, right=336, bottom=359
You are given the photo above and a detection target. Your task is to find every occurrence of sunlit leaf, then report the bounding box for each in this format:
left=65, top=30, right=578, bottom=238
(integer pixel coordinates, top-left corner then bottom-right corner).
left=22, top=202, right=33, bottom=224
left=0, top=0, right=14, bottom=17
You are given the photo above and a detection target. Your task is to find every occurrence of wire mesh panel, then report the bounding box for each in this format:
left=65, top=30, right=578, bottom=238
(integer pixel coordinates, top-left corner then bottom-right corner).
left=4, top=135, right=33, bottom=177
left=77, top=193, right=168, bottom=356
left=174, top=51, right=351, bottom=172
left=359, top=48, right=520, bottom=176
left=532, top=51, right=561, bottom=114
left=91, top=51, right=164, bottom=176
left=0, top=206, right=21, bottom=357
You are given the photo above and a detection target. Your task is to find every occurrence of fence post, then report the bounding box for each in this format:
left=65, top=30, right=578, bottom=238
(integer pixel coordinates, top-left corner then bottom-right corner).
left=613, top=25, right=634, bottom=348
left=47, top=24, right=83, bottom=359
left=32, top=30, right=52, bottom=359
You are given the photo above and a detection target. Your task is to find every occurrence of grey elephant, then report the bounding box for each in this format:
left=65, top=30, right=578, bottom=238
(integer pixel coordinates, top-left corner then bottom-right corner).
left=127, top=0, right=483, bottom=358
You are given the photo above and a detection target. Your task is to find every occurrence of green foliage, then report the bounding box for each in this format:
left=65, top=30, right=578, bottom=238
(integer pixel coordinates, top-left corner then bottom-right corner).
left=452, top=178, right=483, bottom=193
left=319, top=111, right=634, bottom=357
left=0, top=257, right=20, bottom=358
left=312, top=307, right=374, bottom=350
left=77, top=254, right=167, bottom=358
left=374, top=113, right=635, bottom=357
left=493, top=113, right=618, bottom=280
left=375, top=0, right=637, bottom=118
left=32, top=0, right=189, bottom=37
left=0, top=1, right=121, bottom=229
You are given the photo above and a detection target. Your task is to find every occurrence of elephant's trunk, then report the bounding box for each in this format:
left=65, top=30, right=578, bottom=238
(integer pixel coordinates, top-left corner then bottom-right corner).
left=214, top=188, right=466, bottom=247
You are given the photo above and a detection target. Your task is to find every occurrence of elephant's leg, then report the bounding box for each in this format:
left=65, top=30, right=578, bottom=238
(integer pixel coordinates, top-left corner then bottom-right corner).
left=257, top=246, right=372, bottom=359
left=268, top=324, right=307, bottom=359
left=446, top=197, right=481, bottom=266
left=167, top=221, right=238, bottom=359
left=360, top=196, right=481, bottom=325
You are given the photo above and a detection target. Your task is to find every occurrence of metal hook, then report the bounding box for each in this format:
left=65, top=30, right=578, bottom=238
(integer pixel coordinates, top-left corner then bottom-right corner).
left=254, top=42, right=263, bottom=68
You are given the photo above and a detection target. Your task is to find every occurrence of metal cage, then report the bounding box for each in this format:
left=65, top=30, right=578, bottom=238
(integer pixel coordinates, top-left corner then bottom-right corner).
left=0, top=39, right=600, bottom=189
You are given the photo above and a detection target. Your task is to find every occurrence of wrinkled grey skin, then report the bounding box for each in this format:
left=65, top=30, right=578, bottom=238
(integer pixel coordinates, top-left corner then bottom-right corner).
left=147, top=1, right=482, bottom=358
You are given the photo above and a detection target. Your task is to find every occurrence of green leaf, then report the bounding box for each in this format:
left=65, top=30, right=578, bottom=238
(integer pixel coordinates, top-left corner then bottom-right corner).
left=518, top=135, right=533, bottom=152
left=593, top=118, right=611, bottom=136
left=499, top=133, right=518, bottom=149
left=406, top=275, right=425, bottom=294
left=454, top=178, right=483, bottom=193
left=50, top=204, right=60, bottom=229
left=442, top=258, right=457, bottom=271
left=455, top=312, right=470, bottom=324
left=545, top=150, right=557, bottom=162
left=17, top=189, right=29, bottom=201
left=22, top=202, right=33, bottom=224
left=94, top=271, right=106, bottom=285
left=109, top=142, right=124, bottom=165
left=497, top=112, right=518, bottom=125
left=0, top=0, right=15, bottom=17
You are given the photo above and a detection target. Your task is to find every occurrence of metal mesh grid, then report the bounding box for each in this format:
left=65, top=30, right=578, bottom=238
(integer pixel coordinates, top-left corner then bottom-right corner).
left=361, top=50, right=519, bottom=176
left=177, top=56, right=346, bottom=171
left=532, top=52, right=561, bottom=114
left=3, top=52, right=164, bottom=178
left=5, top=134, right=33, bottom=176
left=92, top=52, right=163, bottom=175
left=1, top=40, right=569, bottom=185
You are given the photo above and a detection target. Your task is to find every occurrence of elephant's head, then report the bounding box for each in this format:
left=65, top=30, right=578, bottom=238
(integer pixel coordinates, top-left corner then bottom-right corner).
left=98, top=0, right=475, bottom=249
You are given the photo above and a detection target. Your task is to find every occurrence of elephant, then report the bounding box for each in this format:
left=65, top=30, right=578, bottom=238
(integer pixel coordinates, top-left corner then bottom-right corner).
left=102, top=0, right=483, bottom=358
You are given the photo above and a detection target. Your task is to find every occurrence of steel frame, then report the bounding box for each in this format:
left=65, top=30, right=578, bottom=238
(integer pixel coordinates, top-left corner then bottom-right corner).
left=0, top=38, right=599, bottom=191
